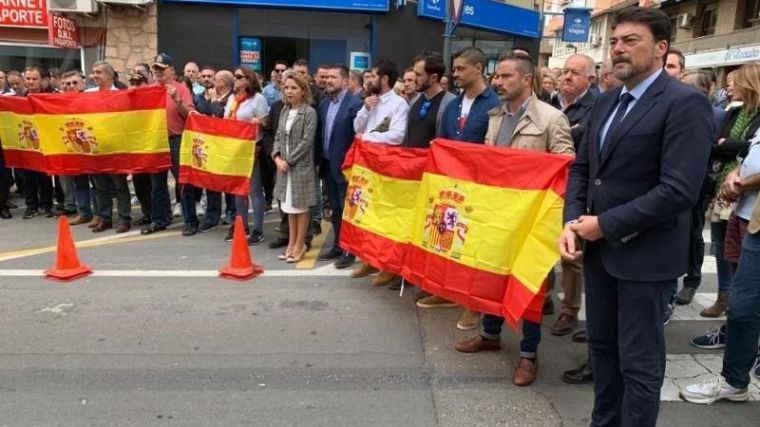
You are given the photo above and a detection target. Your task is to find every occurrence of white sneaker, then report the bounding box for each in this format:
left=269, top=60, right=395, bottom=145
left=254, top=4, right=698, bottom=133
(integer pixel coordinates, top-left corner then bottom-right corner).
left=680, top=374, right=749, bottom=404
left=172, top=203, right=182, bottom=218
left=196, top=202, right=206, bottom=216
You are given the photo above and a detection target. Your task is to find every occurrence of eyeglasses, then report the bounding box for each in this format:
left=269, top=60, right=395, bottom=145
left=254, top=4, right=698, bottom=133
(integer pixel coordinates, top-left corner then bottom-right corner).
left=419, top=100, right=432, bottom=119
left=234, top=74, right=246, bottom=80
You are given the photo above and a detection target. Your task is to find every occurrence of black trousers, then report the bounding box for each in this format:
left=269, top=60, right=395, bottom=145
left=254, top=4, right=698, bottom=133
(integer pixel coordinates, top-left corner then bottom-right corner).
left=132, top=173, right=152, bottom=219
left=0, top=165, right=9, bottom=208
left=261, top=155, right=276, bottom=206
left=584, top=244, right=674, bottom=427
left=683, top=189, right=707, bottom=288
left=322, top=160, right=347, bottom=252
left=20, top=169, right=53, bottom=211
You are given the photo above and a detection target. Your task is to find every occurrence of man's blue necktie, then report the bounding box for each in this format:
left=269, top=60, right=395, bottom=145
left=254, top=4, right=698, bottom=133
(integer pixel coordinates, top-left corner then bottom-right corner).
left=601, top=92, right=635, bottom=151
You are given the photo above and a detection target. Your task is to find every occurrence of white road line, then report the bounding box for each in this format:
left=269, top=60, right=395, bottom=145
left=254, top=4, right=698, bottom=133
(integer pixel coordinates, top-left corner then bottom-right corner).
left=558, top=293, right=726, bottom=322
left=0, top=264, right=354, bottom=278
left=662, top=353, right=760, bottom=401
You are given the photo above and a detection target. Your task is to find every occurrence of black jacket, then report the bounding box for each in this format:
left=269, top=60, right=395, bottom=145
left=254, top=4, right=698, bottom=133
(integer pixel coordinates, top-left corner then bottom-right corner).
left=551, top=90, right=596, bottom=148
left=713, top=106, right=760, bottom=161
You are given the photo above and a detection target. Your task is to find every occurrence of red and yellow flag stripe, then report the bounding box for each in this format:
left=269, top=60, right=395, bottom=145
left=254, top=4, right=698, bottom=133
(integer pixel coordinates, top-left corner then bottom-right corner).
left=178, top=113, right=255, bottom=196
left=340, top=139, right=428, bottom=274
left=0, top=87, right=170, bottom=174
left=401, top=139, right=573, bottom=328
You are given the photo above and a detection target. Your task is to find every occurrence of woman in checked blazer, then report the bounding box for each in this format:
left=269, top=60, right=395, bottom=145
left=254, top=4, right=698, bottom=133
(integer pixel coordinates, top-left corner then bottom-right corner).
left=272, top=72, right=317, bottom=263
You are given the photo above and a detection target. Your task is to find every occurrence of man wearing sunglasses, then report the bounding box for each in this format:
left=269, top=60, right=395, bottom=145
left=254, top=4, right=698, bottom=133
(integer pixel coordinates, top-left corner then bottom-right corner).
left=263, top=60, right=288, bottom=107
left=403, top=51, right=456, bottom=149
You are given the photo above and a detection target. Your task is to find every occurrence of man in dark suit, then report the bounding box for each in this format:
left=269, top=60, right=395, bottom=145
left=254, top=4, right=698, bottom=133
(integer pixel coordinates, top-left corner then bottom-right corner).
left=559, top=7, right=713, bottom=426
left=315, top=64, right=363, bottom=268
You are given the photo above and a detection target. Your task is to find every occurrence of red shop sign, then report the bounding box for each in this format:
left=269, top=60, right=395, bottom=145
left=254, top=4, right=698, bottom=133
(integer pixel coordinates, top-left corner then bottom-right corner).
left=48, top=13, right=79, bottom=49
left=0, top=0, right=49, bottom=28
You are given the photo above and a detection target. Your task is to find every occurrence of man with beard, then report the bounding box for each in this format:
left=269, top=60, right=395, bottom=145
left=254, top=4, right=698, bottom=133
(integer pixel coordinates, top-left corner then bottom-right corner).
left=455, top=54, right=573, bottom=387
left=315, top=65, right=363, bottom=268
left=559, top=7, right=712, bottom=425
left=403, top=51, right=456, bottom=148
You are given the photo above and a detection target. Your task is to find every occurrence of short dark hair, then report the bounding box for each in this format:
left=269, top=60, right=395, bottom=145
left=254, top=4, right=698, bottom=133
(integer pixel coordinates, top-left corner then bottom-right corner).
left=668, top=49, right=685, bottom=70
left=372, top=59, right=399, bottom=88
left=200, top=65, right=216, bottom=73
left=48, top=67, right=61, bottom=78
left=612, top=6, right=671, bottom=44
left=453, top=47, right=486, bottom=73
left=293, top=59, right=309, bottom=68
left=316, top=63, right=330, bottom=72
left=329, top=64, right=349, bottom=79
left=413, top=51, right=446, bottom=82
left=498, top=54, right=534, bottom=77
left=273, top=59, right=288, bottom=68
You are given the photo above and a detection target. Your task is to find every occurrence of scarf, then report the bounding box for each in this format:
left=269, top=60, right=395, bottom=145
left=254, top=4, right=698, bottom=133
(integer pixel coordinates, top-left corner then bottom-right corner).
left=226, top=92, right=249, bottom=120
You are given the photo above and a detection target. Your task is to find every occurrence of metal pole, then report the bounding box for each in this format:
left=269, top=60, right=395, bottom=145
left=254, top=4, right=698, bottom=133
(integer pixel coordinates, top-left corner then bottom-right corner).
left=443, top=0, right=452, bottom=70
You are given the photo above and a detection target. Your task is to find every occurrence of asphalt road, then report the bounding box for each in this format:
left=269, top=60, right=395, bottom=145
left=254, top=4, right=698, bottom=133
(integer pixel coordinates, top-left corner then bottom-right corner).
left=0, top=196, right=758, bottom=426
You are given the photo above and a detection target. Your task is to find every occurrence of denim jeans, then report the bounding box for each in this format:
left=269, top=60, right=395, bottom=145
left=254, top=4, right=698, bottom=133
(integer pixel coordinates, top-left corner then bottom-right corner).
left=721, top=231, right=760, bottom=389
left=235, top=160, right=265, bottom=232
left=59, top=175, right=77, bottom=212
left=148, top=136, right=181, bottom=227
left=711, top=221, right=735, bottom=295
left=481, top=314, right=541, bottom=359
left=74, top=175, right=93, bottom=218
left=203, top=190, right=222, bottom=226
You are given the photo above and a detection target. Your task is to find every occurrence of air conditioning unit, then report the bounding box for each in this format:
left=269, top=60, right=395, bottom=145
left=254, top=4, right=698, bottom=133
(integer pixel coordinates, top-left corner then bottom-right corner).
left=98, top=0, right=153, bottom=5
left=48, top=0, right=99, bottom=14
left=589, top=34, right=602, bottom=47
left=678, top=13, right=693, bottom=29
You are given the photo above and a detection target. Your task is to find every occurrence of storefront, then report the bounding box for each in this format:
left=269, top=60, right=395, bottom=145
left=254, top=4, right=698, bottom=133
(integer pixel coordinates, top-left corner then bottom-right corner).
left=157, top=0, right=540, bottom=77
left=0, top=1, right=84, bottom=73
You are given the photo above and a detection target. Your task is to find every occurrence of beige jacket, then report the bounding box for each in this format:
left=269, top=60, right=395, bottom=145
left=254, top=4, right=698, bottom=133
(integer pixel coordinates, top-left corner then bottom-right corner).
left=484, top=94, right=575, bottom=155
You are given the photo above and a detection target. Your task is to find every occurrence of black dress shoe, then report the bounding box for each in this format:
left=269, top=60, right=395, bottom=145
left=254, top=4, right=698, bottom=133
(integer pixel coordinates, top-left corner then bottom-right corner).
left=141, top=224, right=167, bottom=235
left=0, top=208, right=11, bottom=219
left=334, top=254, right=356, bottom=269
left=182, top=224, right=199, bottom=236
left=317, top=248, right=343, bottom=261
left=22, top=208, right=39, bottom=219
left=562, top=362, right=594, bottom=385
left=43, top=208, right=55, bottom=218
left=134, top=217, right=151, bottom=226
left=269, top=237, right=288, bottom=249
left=311, top=220, right=322, bottom=236
left=543, top=298, right=555, bottom=315
left=571, top=330, right=587, bottom=343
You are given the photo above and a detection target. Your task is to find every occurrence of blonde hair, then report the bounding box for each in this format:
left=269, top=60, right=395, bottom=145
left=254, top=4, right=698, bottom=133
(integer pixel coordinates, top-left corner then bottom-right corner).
left=733, top=63, right=760, bottom=112
left=283, top=72, right=313, bottom=107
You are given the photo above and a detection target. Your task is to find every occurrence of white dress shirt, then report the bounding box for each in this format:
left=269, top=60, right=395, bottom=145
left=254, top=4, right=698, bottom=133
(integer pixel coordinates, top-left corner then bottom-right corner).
left=353, top=89, right=410, bottom=145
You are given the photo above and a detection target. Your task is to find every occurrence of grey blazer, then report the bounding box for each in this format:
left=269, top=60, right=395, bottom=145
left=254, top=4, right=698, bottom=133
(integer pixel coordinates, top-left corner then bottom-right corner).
left=272, top=104, right=318, bottom=208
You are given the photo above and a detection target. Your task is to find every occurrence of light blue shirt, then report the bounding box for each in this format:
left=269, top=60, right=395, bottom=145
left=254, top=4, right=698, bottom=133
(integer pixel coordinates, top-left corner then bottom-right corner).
left=262, top=83, right=281, bottom=107
left=599, top=68, right=663, bottom=145
left=323, top=89, right=347, bottom=153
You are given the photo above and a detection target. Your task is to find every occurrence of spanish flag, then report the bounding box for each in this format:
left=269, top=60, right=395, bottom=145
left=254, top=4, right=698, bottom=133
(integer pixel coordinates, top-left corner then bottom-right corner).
left=340, top=139, right=428, bottom=274
left=401, top=139, right=573, bottom=328
left=178, top=113, right=255, bottom=196
left=0, top=87, right=170, bottom=174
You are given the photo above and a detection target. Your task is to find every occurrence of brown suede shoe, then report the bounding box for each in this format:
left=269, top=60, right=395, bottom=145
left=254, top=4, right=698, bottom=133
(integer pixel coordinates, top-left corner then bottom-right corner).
left=372, top=271, right=397, bottom=287
left=69, top=214, right=92, bottom=226
left=456, top=309, right=482, bottom=331
left=92, top=221, right=113, bottom=233
left=700, top=292, right=728, bottom=318
left=351, top=263, right=379, bottom=278
left=454, top=335, right=501, bottom=353
left=88, top=217, right=103, bottom=228
left=512, top=358, right=538, bottom=386
left=550, top=313, right=578, bottom=336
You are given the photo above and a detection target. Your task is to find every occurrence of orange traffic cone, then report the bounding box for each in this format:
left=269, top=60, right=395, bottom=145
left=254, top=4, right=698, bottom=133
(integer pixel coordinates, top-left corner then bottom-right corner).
left=219, top=215, right=264, bottom=281
left=44, top=216, right=92, bottom=281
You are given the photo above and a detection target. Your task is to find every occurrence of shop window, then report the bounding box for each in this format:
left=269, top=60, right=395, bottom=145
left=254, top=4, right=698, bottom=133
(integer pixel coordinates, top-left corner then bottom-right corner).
left=699, top=2, right=719, bottom=37
left=743, top=0, right=760, bottom=28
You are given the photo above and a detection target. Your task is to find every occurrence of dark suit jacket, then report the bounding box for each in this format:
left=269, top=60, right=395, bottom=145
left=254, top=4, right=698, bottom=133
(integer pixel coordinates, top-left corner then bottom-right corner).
left=316, top=92, right=363, bottom=184
left=564, top=71, right=714, bottom=281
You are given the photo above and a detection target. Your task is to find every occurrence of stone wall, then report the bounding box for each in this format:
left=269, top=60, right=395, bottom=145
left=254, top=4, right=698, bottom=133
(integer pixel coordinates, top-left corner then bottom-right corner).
left=104, top=4, right=158, bottom=74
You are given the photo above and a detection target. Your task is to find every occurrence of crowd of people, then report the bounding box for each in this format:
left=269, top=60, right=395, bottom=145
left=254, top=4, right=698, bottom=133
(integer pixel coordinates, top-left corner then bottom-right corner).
left=1, top=5, right=760, bottom=426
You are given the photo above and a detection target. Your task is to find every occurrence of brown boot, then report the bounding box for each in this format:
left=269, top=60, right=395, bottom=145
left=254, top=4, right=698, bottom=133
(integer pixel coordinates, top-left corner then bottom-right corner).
left=372, top=271, right=397, bottom=287
left=455, top=335, right=501, bottom=353
left=700, top=292, right=728, bottom=318
left=350, top=263, right=379, bottom=278
left=69, top=214, right=92, bottom=226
